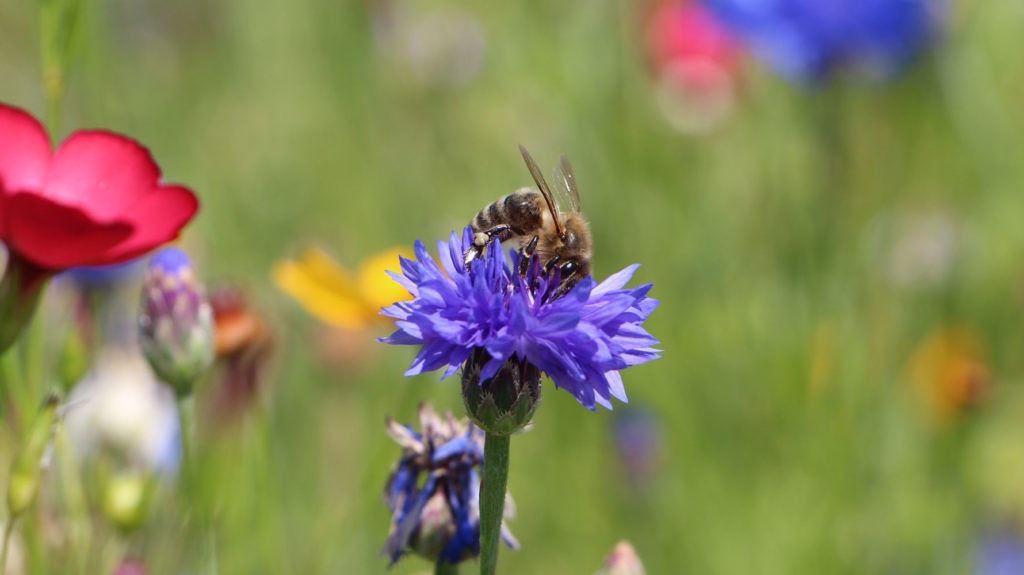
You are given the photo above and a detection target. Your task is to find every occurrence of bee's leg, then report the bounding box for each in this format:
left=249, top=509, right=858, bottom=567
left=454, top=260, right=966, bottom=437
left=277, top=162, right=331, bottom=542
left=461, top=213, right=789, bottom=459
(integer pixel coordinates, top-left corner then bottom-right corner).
left=522, top=235, right=539, bottom=257
left=518, top=236, right=540, bottom=275
left=550, top=274, right=577, bottom=299
left=464, top=225, right=513, bottom=265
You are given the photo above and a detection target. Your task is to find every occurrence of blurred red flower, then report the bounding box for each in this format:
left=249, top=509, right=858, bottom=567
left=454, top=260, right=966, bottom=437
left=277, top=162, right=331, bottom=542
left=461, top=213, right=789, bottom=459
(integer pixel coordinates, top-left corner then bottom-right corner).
left=644, top=1, right=743, bottom=133
left=0, top=103, right=198, bottom=273
left=646, top=0, right=740, bottom=83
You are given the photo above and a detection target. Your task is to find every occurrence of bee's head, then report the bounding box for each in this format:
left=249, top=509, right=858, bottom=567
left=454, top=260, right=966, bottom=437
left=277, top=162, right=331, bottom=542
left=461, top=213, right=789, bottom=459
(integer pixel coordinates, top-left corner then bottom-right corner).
left=553, top=215, right=592, bottom=286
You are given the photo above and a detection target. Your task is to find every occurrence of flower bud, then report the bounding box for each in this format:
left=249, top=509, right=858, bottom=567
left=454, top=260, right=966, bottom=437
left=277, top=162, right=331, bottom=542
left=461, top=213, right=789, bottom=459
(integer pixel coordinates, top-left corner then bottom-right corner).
left=409, top=489, right=456, bottom=561
left=8, top=393, right=60, bottom=518
left=597, top=541, right=646, bottom=575
left=101, top=471, right=156, bottom=533
left=461, top=348, right=541, bottom=436
left=138, top=248, right=214, bottom=397
left=112, top=558, right=150, bottom=575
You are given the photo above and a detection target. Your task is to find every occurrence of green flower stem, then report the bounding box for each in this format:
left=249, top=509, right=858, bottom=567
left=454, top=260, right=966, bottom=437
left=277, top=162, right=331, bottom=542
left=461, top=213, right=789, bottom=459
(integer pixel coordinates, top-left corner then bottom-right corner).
left=24, top=303, right=46, bottom=401
left=54, top=431, right=91, bottom=575
left=0, top=260, right=46, bottom=359
left=0, top=516, right=16, bottom=575
left=436, top=560, right=459, bottom=575
left=177, top=396, right=195, bottom=495
left=479, top=432, right=510, bottom=575
left=0, top=351, right=28, bottom=421
left=40, top=0, right=82, bottom=133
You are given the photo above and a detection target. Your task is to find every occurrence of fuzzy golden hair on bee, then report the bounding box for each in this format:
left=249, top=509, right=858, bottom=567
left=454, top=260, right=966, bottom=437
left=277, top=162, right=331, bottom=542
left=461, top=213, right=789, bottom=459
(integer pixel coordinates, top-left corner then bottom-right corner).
left=465, top=147, right=593, bottom=291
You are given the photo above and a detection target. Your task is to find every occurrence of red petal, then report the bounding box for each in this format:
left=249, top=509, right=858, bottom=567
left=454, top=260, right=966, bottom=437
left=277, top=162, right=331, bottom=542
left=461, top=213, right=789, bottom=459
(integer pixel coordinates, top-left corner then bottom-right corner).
left=100, top=185, right=199, bottom=262
left=0, top=104, right=51, bottom=194
left=6, top=193, right=133, bottom=270
left=43, top=130, right=161, bottom=221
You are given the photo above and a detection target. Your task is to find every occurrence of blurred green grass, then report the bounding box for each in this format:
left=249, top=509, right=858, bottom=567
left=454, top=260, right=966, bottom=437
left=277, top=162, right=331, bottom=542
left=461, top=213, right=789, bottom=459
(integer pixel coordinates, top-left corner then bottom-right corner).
left=4, top=0, right=1024, bottom=573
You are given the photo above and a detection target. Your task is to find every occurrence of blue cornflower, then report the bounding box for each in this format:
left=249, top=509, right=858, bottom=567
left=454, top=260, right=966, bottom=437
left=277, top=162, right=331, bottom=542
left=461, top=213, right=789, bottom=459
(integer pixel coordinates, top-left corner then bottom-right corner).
left=704, top=0, right=946, bottom=82
left=379, top=228, right=661, bottom=411
left=976, top=529, right=1024, bottom=575
left=382, top=404, right=518, bottom=566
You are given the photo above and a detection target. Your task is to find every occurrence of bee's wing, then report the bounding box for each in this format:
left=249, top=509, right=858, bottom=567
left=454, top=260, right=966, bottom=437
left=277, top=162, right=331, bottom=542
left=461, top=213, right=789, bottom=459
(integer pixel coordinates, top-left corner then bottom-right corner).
left=552, top=154, right=582, bottom=214
left=519, top=145, right=564, bottom=237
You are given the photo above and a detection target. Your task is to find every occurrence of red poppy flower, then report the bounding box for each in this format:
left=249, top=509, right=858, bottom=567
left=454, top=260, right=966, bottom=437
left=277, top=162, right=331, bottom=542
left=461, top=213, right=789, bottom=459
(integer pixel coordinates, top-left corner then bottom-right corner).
left=0, top=103, right=198, bottom=272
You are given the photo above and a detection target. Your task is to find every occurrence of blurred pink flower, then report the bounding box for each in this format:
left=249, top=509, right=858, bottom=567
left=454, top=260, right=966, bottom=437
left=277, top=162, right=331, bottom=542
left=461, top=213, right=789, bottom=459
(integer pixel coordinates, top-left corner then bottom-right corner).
left=644, top=1, right=742, bottom=133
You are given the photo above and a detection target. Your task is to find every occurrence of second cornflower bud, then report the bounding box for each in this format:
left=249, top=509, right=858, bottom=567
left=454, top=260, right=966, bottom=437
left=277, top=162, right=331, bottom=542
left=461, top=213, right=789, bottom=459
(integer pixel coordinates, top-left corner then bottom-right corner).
left=138, top=248, right=214, bottom=397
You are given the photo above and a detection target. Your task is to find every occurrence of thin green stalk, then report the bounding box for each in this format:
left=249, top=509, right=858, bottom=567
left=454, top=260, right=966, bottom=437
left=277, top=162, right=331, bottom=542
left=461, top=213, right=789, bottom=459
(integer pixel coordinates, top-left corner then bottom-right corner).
left=0, top=516, right=16, bottom=574
left=24, top=301, right=47, bottom=401
left=435, top=560, right=459, bottom=575
left=40, top=0, right=83, bottom=135
left=0, top=351, right=28, bottom=421
left=54, top=430, right=90, bottom=575
left=177, top=396, right=194, bottom=496
left=478, top=433, right=509, bottom=575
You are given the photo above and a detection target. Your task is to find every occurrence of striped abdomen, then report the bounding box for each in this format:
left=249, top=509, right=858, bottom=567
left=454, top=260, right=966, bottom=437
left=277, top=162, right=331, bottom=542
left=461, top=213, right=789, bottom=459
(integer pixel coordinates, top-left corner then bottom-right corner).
left=470, top=189, right=546, bottom=247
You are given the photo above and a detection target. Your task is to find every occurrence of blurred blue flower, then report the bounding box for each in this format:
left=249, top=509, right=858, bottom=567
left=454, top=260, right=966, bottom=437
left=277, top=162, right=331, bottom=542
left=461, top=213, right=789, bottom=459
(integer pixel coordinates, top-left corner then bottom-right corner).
left=379, top=228, right=661, bottom=411
left=976, top=530, right=1024, bottom=575
left=63, top=258, right=146, bottom=290
left=382, top=404, right=518, bottom=566
left=704, top=0, right=946, bottom=82
left=613, top=408, right=663, bottom=490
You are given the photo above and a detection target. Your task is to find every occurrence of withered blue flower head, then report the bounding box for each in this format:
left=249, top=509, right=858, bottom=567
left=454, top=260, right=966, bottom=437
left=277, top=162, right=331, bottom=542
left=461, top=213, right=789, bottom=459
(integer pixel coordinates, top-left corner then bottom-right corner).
left=382, top=404, right=518, bottom=566
left=380, top=228, right=661, bottom=411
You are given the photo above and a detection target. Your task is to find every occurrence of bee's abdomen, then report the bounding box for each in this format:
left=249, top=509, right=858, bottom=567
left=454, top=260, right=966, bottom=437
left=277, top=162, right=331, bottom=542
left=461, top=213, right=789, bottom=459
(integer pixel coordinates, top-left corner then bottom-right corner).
left=471, top=190, right=544, bottom=242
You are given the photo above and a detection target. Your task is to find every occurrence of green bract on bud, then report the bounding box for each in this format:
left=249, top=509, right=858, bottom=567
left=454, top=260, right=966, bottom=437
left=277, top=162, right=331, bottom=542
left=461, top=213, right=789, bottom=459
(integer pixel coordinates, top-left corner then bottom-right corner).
left=138, top=248, right=214, bottom=397
left=461, top=348, right=541, bottom=436
left=8, top=393, right=60, bottom=518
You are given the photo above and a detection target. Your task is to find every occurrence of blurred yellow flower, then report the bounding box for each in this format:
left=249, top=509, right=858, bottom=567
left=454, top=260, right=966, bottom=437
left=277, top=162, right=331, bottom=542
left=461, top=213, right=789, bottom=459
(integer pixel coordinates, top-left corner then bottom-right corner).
left=908, top=327, right=989, bottom=424
left=272, top=246, right=412, bottom=331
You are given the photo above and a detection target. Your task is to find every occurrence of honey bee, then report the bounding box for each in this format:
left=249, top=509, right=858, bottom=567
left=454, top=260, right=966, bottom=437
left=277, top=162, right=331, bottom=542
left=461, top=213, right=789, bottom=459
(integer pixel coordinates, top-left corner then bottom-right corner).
left=465, top=145, right=593, bottom=291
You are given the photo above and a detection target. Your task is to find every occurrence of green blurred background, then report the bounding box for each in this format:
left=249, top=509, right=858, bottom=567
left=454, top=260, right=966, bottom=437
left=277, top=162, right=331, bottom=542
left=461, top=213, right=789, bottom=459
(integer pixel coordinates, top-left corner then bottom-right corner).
left=4, top=0, right=1024, bottom=572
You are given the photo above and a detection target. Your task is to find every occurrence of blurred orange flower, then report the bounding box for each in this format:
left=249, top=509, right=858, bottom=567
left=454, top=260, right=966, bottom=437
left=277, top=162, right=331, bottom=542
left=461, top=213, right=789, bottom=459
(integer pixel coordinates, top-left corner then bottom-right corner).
left=908, top=327, right=989, bottom=424
left=207, top=286, right=274, bottom=425
left=272, top=246, right=411, bottom=331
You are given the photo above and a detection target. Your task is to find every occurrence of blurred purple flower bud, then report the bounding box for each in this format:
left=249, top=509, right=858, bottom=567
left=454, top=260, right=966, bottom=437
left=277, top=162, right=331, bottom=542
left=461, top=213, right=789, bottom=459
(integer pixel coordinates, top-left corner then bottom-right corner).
left=597, top=541, right=646, bottom=575
left=138, top=248, right=214, bottom=396
left=112, top=558, right=149, bottom=575
left=613, top=408, right=663, bottom=491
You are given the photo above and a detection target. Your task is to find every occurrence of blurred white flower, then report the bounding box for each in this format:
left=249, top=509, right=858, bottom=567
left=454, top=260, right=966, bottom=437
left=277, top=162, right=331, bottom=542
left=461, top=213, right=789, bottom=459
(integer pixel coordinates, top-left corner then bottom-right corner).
left=865, top=206, right=962, bottom=291
left=654, top=59, right=737, bottom=135
left=65, top=346, right=180, bottom=473
left=371, top=2, right=486, bottom=89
